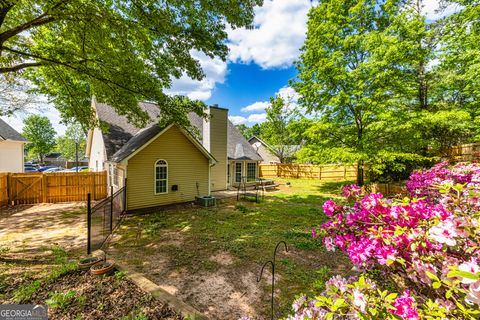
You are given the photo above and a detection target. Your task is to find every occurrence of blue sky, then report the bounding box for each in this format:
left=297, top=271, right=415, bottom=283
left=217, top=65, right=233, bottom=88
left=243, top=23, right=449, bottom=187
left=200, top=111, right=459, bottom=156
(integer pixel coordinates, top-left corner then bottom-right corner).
left=207, top=64, right=297, bottom=118
left=1, top=0, right=455, bottom=135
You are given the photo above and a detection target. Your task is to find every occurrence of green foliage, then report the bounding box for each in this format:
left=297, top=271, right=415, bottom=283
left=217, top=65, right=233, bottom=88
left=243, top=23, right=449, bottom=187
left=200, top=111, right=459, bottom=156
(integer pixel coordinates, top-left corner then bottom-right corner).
left=235, top=123, right=264, bottom=140
left=261, top=95, right=300, bottom=163
left=0, top=0, right=262, bottom=127
left=46, top=290, right=76, bottom=309
left=293, top=0, right=479, bottom=182
left=55, top=123, right=86, bottom=161
left=368, top=151, right=434, bottom=183
left=22, top=114, right=56, bottom=162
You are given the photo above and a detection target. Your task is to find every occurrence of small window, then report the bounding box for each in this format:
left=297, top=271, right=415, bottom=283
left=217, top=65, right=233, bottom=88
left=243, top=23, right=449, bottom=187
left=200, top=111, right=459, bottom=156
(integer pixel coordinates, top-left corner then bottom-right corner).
left=155, top=160, right=168, bottom=194
left=235, top=163, right=242, bottom=183
left=113, top=167, right=119, bottom=186
left=247, top=163, right=257, bottom=182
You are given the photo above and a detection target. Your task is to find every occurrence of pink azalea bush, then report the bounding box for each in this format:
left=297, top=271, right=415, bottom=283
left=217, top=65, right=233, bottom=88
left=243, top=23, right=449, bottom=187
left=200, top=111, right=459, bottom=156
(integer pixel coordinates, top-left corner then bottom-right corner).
left=289, top=162, right=480, bottom=319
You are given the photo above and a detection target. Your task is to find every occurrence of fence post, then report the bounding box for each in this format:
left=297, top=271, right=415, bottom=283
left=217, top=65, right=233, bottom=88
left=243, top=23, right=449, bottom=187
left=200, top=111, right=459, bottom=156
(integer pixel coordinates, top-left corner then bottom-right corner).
left=42, top=174, right=47, bottom=203
left=7, top=173, right=11, bottom=206
left=344, top=166, right=347, bottom=180
left=87, top=193, right=91, bottom=255
left=319, top=166, right=322, bottom=180
left=110, top=186, right=113, bottom=233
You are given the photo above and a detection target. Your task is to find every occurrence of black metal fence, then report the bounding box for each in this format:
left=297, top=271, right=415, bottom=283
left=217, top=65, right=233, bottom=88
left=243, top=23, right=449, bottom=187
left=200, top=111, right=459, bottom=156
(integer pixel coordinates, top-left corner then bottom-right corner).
left=87, top=185, right=126, bottom=254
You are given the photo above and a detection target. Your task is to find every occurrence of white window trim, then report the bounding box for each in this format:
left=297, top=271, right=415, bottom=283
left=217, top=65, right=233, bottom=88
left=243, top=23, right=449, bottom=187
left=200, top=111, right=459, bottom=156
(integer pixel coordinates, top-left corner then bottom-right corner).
left=109, top=163, right=118, bottom=187
left=246, top=162, right=257, bottom=182
left=234, top=162, right=242, bottom=183
left=154, top=159, right=168, bottom=195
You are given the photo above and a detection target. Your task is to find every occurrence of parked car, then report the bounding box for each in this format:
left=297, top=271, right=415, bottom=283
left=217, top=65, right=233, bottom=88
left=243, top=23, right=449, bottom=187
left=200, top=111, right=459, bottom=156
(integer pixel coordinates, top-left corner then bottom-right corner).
left=43, top=167, right=65, bottom=173
left=38, top=166, right=58, bottom=172
left=64, top=166, right=89, bottom=172
left=24, top=166, right=38, bottom=172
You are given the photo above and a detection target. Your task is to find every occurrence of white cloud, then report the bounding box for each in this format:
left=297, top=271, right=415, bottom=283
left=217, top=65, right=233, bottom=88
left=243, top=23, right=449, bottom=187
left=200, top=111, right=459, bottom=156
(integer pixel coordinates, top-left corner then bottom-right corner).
left=227, top=0, right=313, bottom=69
left=1, top=105, right=67, bottom=136
left=229, top=115, right=248, bottom=125
left=422, top=0, right=462, bottom=20
left=240, top=101, right=270, bottom=112
left=167, top=50, right=227, bottom=101
left=248, top=113, right=267, bottom=123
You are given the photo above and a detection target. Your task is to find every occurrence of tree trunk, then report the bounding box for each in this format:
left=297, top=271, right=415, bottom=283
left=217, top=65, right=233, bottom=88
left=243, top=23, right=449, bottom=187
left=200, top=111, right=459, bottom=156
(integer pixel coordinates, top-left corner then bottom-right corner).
left=357, top=160, right=364, bottom=186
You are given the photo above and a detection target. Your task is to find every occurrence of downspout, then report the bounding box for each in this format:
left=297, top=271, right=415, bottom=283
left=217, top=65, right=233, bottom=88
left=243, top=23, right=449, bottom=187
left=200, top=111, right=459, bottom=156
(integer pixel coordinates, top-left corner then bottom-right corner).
left=209, top=160, right=215, bottom=195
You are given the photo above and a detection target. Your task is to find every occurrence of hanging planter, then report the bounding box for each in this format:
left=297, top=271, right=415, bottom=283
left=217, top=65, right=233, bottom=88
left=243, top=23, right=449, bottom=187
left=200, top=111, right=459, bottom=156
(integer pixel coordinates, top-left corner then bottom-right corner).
left=78, top=256, right=103, bottom=270
left=90, top=259, right=115, bottom=275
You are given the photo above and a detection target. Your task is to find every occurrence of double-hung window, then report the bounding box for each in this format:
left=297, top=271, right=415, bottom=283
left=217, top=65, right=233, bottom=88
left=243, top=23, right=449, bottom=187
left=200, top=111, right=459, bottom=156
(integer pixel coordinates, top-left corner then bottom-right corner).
left=155, top=160, right=168, bottom=194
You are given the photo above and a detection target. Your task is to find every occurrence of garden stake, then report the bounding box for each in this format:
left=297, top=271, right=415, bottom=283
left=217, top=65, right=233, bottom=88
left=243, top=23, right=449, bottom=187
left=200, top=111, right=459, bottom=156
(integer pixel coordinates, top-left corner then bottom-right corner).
left=257, top=240, right=288, bottom=320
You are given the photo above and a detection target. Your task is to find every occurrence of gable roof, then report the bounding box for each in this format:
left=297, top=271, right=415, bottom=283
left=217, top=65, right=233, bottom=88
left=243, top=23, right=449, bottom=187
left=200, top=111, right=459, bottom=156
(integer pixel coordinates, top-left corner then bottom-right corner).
left=0, top=119, right=27, bottom=142
left=94, top=102, right=262, bottom=162
left=248, top=135, right=301, bottom=154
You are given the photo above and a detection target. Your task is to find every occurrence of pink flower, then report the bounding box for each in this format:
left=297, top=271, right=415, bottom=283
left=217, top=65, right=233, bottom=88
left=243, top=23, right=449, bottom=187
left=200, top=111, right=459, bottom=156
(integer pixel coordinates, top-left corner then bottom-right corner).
left=323, top=200, right=336, bottom=217
left=352, top=288, right=367, bottom=312
left=326, top=275, right=348, bottom=293
left=458, top=260, right=480, bottom=284
left=311, top=228, right=317, bottom=239
left=375, top=245, right=397, bottom=265
left=390, top=290, right=420, bottom=320
left=465, top=281, right=480, bottom=306
left=323, top=236, right=335, bottom=251
left=428, top=219, right=458, bottom=246
left=435, top=299, right=455, bottom=311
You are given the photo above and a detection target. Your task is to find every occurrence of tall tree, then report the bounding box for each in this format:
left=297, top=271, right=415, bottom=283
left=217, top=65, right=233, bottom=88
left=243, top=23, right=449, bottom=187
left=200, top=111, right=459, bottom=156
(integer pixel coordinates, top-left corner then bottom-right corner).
left=22, top=115, right=56, bottom=163
left=293, top=0, right=399, bottom=184
left=236, top=123, right=263, bottom=140
left=56, top=123, right=86, bottom=161
left=0, top=0, right=262, bottom=126
left=261, top=95, right=300, bottom=163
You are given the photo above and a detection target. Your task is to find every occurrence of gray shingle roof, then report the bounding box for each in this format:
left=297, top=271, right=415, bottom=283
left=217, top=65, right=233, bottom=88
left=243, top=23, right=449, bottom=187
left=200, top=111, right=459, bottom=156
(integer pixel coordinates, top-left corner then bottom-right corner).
left=95, top=102, right=262, bottom=162
left=0, top=118, right=27, bottom=142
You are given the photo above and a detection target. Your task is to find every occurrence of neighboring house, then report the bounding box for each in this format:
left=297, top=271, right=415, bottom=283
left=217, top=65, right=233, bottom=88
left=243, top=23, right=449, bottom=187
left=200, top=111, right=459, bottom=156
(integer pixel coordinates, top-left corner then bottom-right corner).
left=248, top=136, right=301, bottom=164
left=0, top=119, right=27, bottom=172
left=86, top=98, right=262, bottom=211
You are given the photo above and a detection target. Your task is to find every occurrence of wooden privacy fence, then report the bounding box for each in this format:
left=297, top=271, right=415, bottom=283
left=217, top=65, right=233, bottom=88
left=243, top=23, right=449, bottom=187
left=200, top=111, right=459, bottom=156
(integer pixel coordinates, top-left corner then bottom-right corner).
left=0, top=171, right=107, bottom=206
left=447, top=142, right=480, bottom=162
left=259, top=164, right=362, bottom=181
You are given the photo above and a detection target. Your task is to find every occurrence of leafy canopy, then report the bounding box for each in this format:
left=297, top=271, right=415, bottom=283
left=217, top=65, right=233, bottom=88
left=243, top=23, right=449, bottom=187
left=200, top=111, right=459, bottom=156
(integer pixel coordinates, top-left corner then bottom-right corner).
left=22, top=114, right=56, bottom=162
left=0, top=0, right=262, bottom=126
left=55, top=123, right=86, bottom=161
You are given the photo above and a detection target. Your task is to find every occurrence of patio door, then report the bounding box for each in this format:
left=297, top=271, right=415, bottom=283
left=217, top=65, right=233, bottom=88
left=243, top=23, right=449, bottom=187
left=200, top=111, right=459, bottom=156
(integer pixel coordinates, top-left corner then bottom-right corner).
left=235, top=162, right=242, bottom=184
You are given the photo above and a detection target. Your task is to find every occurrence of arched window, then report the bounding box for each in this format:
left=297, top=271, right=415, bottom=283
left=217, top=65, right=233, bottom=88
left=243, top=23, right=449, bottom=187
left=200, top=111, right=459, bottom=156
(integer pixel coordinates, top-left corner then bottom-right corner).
left=154, top=160, right=168, bottom=194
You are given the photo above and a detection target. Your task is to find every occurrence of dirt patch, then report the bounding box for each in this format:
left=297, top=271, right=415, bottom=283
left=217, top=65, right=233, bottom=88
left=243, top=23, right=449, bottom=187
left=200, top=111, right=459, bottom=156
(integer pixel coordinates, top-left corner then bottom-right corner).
left=0, top=202, right=88, bottom=299
left=20, top=269, right=182, bottom=320
left=0, top=202, right=86, bottom=252
left=209, top=252, right=234, bottom=266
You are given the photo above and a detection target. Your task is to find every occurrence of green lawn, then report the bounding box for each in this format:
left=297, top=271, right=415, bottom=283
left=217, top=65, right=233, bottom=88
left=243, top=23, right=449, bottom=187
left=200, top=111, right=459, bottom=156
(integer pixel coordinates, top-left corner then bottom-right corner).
left=108, top=179, right=355, bottom=319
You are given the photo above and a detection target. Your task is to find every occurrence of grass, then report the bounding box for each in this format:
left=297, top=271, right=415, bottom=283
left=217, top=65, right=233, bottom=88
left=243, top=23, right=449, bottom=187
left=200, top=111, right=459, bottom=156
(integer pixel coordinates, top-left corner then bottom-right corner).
left=110, top=178, right=355, bottom=318
left=10, top=246, right=78, bottom=303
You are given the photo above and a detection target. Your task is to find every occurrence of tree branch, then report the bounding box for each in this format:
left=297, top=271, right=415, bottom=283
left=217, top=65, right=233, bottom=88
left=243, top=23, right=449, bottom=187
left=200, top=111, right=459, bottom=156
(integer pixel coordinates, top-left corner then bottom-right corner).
left=0, top=3, right=14, bottom=30
left=0, top=0, right=68, bottom=43
left=1, top=46, right=149, bottom=98
left=0, top=61, right=45, bottom=73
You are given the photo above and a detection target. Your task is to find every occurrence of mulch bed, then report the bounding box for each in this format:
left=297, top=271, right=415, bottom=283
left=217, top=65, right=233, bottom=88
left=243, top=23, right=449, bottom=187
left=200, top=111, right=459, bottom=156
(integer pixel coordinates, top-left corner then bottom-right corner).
left=25, top=269, right=183, bottom=320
